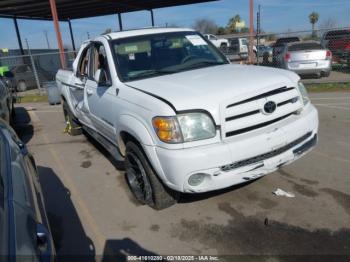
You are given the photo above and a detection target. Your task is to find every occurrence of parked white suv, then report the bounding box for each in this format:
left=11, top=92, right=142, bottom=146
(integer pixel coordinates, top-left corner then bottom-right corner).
left=56, top=28, right=318, bottom=209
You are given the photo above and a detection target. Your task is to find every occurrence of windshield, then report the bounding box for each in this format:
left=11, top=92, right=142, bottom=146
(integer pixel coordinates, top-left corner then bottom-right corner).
left=111, top=31, right=229, bottom=82
left=240, top=38, right=248, bottom=46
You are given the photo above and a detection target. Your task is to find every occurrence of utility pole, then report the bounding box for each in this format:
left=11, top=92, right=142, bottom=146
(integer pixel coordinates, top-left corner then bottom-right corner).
left=44, top=30, right=51, bottom=49
left=256, top=4, right=261, bottom=65
left=249, top=0, right=254, bottom=64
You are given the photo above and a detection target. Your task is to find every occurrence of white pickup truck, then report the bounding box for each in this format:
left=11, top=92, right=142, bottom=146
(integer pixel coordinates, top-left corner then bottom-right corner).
left=204, top=34, right=230, bottom=49
left=57, top=28, right=318, bottom=210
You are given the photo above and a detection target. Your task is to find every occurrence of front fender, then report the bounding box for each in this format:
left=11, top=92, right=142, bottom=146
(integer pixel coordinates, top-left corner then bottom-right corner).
left=116, top=114, right=169, bottom=184
left=117, top=114, right=155, bottom=147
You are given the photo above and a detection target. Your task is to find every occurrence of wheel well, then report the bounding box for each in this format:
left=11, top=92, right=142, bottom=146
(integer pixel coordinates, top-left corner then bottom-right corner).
left=119, top=131, right=141, bottom=156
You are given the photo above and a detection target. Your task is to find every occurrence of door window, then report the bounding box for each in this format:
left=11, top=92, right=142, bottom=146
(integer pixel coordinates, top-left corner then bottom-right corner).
left=209, top=35, right=217, bottom=40
left=77, top=46, right=91, bottom=78
left=90, top=43, right=111, bottom=85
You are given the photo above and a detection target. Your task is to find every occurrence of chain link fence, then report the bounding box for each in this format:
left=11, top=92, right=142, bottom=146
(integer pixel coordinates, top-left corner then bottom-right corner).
left=219, top=27, right=350, bottom=83
left=1, top=27, right=349, bottom=91
left=0, top=49, right=75, bottom=93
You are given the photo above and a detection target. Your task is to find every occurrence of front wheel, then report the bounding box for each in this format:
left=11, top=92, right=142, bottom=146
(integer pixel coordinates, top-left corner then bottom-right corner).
left=125, top=141, right=179, bottom=210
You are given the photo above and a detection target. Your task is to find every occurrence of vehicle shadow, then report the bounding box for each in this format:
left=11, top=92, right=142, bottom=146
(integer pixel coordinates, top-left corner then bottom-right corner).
left=37, top=166, right=96, bottom=262
left=101, top=238, right=159, bottom=262
left=12, top=106, right=34, bottom=143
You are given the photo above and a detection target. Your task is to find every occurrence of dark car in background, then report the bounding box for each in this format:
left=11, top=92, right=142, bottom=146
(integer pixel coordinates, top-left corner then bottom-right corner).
left=322, top=29, right=350, bottom=67
left=0, top=78, right=14, bottom=124
left=0, top=119, right=55, bottom=261
left=10, top=65, right=55, bottom=92
left=257, top=44, right=273, bottom=57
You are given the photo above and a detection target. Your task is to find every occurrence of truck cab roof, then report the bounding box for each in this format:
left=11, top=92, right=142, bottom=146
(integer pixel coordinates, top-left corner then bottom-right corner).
left=103, top=27, right=195, bottom=41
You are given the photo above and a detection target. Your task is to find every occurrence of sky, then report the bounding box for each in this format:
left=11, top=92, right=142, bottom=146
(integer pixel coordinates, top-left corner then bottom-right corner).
left=1, top=0, right=350, bottom=50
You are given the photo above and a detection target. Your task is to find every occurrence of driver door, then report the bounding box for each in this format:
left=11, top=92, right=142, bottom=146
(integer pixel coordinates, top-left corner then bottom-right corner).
left=84, top=42, right=116, bottom=142
left=68, top=45, right=91, bottom=115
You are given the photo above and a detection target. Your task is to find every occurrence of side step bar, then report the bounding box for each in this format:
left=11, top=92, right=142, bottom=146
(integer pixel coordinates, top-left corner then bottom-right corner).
left=82, top=126, right=124, bottom=162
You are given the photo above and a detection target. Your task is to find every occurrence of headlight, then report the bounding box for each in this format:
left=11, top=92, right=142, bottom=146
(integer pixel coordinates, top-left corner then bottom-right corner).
left=297, top=82, right=310, bottom=105
left=152, top=113, right=216, bottom=143
left=177, top=113, right=216, bottom=142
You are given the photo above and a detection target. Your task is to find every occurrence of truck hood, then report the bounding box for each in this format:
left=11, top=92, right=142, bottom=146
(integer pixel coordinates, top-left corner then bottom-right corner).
left=127, top=64, right=299, bottom=123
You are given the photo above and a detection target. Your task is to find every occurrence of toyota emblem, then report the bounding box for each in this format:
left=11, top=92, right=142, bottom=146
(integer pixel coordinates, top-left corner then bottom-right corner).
left=263, top=101, right=277, bottom=114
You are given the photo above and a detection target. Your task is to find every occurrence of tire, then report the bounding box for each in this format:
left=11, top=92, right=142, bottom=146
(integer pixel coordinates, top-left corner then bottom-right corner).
left=323, top=71, right=331, bottom=78
left=62, top=100, right=82, bottom=136
left=125, top=141, right=179, bottom=210
left=17, top=80, right=27, bottom=92
left=220, top=43, right=228, bottom=53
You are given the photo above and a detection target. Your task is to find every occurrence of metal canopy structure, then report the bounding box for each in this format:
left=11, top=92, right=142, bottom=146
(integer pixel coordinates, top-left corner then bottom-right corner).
left=0, top=0, right=217, bottom=20
left=0, top=0, right=217, bottom=68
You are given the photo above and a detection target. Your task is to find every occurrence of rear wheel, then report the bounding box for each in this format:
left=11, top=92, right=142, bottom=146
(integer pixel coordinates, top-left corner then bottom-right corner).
left=323, top=71, right=331, bottom=78
left=125, top=141, right=179, bottom=210
left=62, top=100, right=82, bottom=136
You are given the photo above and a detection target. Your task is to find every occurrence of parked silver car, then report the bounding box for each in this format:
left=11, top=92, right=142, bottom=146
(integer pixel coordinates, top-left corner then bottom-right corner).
left=277, top=41, right=332, bottom=78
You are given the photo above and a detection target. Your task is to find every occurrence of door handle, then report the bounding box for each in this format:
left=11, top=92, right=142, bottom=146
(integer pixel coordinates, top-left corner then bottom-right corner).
left=86, top=88, right=93, bottom=95
left=36, top=223, right=52, bottom=256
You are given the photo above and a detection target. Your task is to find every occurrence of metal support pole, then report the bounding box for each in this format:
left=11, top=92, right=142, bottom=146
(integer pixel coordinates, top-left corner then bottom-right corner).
left=256, top=5, right=261, bottom=65
left=49, top=0, right=66, bottom=69
left=13, top=17, right=24, bottom=55
left=68, top=19, right=76, bottom=52
left=150, top=9, right=155, bottom=27
left=118, top=13, right=123, bottom=31
left=25, top=39, right=42, bottom=93
left=249, top=0, right=254, bottom=64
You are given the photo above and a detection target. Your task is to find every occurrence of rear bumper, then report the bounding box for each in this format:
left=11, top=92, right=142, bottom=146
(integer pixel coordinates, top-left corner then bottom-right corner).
left=286, top=60, right=331, bottom=75
left=145, top=104, right=318, bottom=193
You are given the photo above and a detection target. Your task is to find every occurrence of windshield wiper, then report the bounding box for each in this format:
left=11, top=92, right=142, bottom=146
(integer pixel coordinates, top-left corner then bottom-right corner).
left=129, top=69, right=176, bottom=80
left=180, top=60, right=226, bottom=71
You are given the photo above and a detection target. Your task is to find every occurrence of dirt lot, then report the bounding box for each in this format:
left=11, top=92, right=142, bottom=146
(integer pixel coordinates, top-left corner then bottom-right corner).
left=13, top=92, right=350, bottom=261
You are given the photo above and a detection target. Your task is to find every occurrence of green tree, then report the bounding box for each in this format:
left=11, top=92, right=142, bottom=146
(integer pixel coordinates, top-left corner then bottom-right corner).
left=193, top=18, right=218, bottom=34
left=240, top=27, right=249, bottom=33
left=309, top=12, right=319, bottom=38
left=226, top=14, right=241, bottom=34
left=216, top=27, right=226, bottom=35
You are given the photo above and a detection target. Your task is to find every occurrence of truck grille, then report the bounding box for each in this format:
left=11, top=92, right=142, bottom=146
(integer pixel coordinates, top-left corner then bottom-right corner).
left=223, top=86, right=303, bottom=138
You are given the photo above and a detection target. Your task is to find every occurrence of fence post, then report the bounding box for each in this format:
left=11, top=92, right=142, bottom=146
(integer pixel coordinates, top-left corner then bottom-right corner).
left=256, top=5, right=261, bottom=65
left=25, top=39, right=42, bottom=94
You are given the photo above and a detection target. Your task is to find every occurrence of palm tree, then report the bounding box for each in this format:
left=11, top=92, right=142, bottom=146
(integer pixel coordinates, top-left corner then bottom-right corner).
left=309, top=12, right=319, bottom=37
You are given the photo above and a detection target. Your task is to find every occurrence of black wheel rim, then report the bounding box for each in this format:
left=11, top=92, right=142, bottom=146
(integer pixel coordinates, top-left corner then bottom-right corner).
left=125, top=152, right=152, bottom=204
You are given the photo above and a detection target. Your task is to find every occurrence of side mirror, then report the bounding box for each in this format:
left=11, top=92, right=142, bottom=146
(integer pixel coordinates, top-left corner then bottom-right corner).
left=94, top=69, right=111, bottom=86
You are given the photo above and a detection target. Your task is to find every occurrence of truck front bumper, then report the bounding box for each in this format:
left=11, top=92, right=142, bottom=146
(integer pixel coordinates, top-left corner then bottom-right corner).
left=144, top=104, right=318, bottom=193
